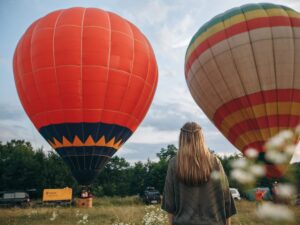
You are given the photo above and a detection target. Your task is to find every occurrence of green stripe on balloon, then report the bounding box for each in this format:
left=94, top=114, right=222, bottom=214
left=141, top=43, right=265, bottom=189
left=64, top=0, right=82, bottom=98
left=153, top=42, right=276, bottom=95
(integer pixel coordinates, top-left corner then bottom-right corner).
left=186, top=3, right=296, bottom=54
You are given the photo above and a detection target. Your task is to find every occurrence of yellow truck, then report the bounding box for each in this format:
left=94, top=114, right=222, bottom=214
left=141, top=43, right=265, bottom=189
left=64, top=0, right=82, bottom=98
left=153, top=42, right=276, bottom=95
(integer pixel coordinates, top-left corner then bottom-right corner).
left=42, top=187, right=72, bottom=205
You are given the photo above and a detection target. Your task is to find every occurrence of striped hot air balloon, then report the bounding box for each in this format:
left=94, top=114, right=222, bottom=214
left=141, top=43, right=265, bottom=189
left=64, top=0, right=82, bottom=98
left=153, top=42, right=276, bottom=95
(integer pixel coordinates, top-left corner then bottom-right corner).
left=13, top=7, right=158, bottom=185
left=185, top=3, right=300, bottom=178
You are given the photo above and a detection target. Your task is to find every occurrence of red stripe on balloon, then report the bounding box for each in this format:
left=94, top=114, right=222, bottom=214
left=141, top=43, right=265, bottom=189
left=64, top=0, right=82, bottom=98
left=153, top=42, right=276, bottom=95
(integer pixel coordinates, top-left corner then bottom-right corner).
left=185, top=16, right=300, bottom=75
left=213, top=89, right=300, bottom=128
left=242, top=141, right=265, bottom=152
left=226, top=115, right=300, bottom=144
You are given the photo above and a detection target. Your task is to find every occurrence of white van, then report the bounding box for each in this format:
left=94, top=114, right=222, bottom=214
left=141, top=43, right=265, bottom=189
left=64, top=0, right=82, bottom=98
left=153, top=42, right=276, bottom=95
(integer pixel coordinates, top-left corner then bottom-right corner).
left=230, top=188, right=241, bottom=200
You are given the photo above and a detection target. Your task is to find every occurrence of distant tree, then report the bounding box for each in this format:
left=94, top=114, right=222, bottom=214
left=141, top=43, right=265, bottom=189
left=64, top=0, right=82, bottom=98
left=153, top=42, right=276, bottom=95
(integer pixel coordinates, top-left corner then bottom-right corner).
left=128, top=161, right=148, bottom=195
left=0, top=140, right=77, bottom=197
left=0, top=140, right=37, bottom=190
left=94, top=156, right=131, bottom=196
left=216, top=153, right=242, bottom=177
left=43, top=151, right=77, bottom=190
left=156, top=144, right=177, bottom=161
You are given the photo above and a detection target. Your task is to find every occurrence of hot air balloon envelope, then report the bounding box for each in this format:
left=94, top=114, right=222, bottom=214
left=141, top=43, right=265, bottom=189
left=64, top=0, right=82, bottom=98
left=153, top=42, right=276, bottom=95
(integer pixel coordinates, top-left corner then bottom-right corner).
left=13, top=7, right=158, bottom=185
left=185, top=3, right=300, bottom=178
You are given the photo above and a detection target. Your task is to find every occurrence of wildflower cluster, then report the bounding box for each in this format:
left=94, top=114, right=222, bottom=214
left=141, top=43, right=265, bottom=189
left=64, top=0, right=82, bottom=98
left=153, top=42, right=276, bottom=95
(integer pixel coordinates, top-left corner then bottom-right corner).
left=75, top=210, right=89, bottom=224
left=265, top=130, right=297, bottom=164
left=230, top=153, right=265, bottom=186
left=229, top=128, right=299, bottom=223
left=143, top=205, right=168, bottom=225
left=256, top=202, right=294, bottom=221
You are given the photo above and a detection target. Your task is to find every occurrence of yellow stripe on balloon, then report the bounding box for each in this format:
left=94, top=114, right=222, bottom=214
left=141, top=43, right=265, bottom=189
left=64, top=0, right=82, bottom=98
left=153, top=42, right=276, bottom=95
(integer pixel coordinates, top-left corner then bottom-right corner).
left=235, top=127, right=290, bottom=151
left=223, top=14, right=246, bottom=28
left=243, top=9, right=268, bottom=20
left=286, top=10, right=300, bottom=18
left=218, top=102, right=300, bottom=137
left=186, top=8, right=297, bottom=61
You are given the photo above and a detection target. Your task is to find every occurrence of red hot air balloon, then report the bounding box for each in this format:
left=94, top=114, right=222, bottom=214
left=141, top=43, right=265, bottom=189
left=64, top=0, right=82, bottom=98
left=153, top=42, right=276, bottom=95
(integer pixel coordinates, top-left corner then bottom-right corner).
left=13, top=7, right=158, bottom=185
left=185, top=3, right=300, bottom=178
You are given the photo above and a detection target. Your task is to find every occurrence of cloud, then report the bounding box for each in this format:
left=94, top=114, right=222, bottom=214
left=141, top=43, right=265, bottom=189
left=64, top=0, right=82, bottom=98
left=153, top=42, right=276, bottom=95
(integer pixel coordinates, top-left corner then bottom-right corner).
left=128, top=126, right=178, bottom=144
left=154, top=13, right=196, bottom=54
left=123, top=0, right=172, bottom=26
left=0, top=119, right=49, bottom=148
left=0, top=103, right=25, bottom=121
left=116, top=142, right=165, bottom=163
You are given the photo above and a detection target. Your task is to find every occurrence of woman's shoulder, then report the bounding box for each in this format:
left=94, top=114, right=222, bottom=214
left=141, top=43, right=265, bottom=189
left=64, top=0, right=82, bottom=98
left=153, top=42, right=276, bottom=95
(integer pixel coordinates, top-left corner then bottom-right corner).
left=167, top=156, right=178, bottom=171
left=168, top=156, right=177, bottom=166
left=210, top=154, right=222, bottom=170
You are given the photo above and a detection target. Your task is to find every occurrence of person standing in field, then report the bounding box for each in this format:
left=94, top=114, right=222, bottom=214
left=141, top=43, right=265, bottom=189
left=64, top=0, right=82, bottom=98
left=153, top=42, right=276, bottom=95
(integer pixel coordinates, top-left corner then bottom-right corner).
left=162, top=122, right=236, bottom=225
left=255, top=188, right=266, bottom=208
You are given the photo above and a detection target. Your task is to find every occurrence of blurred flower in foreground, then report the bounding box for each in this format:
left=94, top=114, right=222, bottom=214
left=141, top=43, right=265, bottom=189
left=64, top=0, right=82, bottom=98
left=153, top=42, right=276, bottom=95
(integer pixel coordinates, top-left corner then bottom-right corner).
left=249, top=164, right=265, bottom=177
left=229, top=127, right=299, bottom=223
left=210, top=170, right=221, bottom=181
left=143, top=205, right=167, bottom=225
left=275, top=183, right=296, bottom=199
left=256, top=202, right=294, bottom=222
left=244, top=148, right=258, bottom=159
left=230, top=155, right=265, bottom=185
left=231, top=158, right=248, bottom=169
left=265, top=130, right=296, bottom=164
left=230, top=169, right=255, bottom=184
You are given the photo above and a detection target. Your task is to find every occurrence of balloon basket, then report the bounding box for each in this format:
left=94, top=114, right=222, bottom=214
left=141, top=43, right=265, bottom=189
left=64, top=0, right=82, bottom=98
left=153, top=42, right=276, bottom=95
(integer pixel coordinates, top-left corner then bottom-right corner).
left=76, top=197, right=93, bottom=208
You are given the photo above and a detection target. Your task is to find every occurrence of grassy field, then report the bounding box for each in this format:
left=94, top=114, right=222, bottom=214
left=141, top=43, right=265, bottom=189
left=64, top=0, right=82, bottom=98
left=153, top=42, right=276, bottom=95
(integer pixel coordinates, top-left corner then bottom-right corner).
left=0, top=196, right=299, bottom=225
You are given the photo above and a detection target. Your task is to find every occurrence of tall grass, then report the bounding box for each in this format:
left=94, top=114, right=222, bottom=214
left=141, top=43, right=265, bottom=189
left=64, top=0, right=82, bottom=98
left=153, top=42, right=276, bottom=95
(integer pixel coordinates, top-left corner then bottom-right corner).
left=0, top=197, right=299, bottom=225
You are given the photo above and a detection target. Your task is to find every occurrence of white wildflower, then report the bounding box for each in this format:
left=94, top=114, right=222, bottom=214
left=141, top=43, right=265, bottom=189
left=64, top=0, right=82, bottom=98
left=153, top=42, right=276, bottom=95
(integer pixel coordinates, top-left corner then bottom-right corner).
left=284, top=145, right=296, bottom=156
left=256, top=202, right=294, bottom=221
left=49, top=211, right=58, bottom=221
left=75, top=209, right=81, bottom=217
left=278, top=130, right=294, bottom=141
left=249, top=164, right=265, bottom=177
left=276, top=184, right=296, bottom=199
left=83, top=214, right=88, bottom=220
left=266, top=135, right=285, bottom=149
left=295, top=125, right=300, bottom=135
left=230, top=169, right=255, bottom=184
left=143, top=205, right=168, bottom=225
left=265, top=150, right=289, bottom=164
left=244, top=148, right=258, bottom=159
left=77, top=214, right=89, bottom=224
left=230, top=158, right=248, bottom=169
left=210, top=170, right=221, bottom=181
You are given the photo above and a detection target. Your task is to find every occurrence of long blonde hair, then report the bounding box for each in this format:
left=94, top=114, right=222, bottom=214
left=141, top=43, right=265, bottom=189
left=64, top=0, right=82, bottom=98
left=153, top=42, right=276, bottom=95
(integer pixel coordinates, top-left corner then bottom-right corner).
left=176, top=122, right=214, bottom=185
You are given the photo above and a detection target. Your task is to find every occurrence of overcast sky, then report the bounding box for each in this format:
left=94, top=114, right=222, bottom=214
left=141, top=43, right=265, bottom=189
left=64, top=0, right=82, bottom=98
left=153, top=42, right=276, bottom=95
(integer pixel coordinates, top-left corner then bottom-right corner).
left=1, top=0, right=300, bottom=163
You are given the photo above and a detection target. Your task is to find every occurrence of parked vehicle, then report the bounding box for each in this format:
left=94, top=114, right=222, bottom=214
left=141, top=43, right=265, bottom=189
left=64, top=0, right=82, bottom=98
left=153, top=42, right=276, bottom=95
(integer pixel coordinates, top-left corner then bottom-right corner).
left=141, top=187, right=161, bottom=204
left=0, top=191, right=30, bottom=207
left=230, top=188, right=241, bottom=200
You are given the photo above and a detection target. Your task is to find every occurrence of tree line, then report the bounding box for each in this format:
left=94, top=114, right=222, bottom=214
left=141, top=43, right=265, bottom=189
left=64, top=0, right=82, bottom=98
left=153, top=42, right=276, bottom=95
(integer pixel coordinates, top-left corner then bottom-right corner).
left=0, top=140, right=299, bottom=198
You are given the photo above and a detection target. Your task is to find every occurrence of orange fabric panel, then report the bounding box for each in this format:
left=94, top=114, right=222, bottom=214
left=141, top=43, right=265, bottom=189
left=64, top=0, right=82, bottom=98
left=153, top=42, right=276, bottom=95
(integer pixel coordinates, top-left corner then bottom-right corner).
left=13, top=7, right=158, bottom=132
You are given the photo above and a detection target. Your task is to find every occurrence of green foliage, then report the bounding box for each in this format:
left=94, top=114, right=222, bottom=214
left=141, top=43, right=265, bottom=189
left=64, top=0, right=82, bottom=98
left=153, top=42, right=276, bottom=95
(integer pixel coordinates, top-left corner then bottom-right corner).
left=156, top=144, right=177, bottom=161
left=0, top=140, right=77, bottom=197
left=0, top=140, right=299, bottom=199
